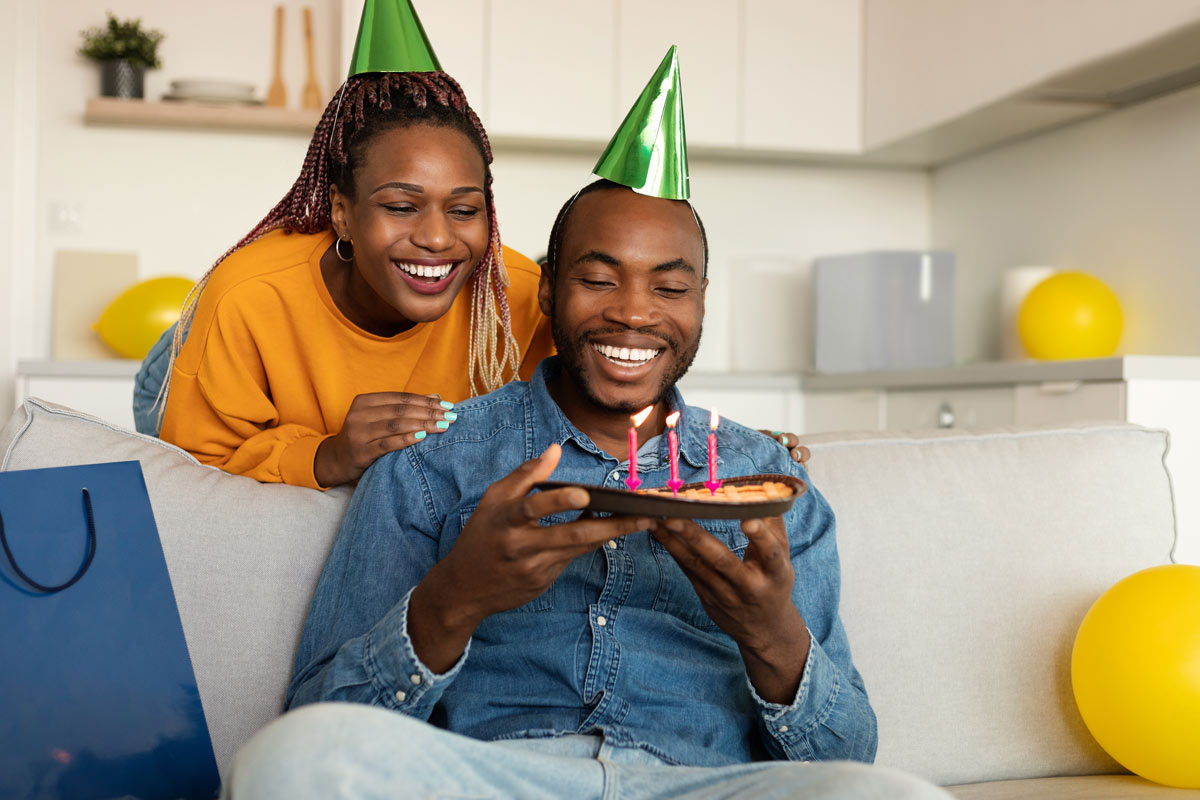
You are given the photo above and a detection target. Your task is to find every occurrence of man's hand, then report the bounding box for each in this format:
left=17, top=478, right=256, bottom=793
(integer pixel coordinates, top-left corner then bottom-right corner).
left=314, top=392, right=454, bottom=487
left=409, top=445, right=650, bottom=673
left=651, top=516, right=810, bottom=704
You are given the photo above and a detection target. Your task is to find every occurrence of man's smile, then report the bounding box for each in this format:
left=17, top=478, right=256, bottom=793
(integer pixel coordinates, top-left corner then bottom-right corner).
left=591, top=342, right=663, bottom=369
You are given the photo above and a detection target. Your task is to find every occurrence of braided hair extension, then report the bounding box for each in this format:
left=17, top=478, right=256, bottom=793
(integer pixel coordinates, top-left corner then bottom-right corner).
left=154, top=72, right=520, bottom=422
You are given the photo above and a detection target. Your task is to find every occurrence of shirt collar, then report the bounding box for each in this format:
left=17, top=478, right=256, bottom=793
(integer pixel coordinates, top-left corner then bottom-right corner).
left=527, top=357, right=707, bottom=469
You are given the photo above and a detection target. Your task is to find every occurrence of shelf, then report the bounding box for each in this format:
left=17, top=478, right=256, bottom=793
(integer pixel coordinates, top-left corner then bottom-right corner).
left=80, top=98, right=893, bottom=167
left=84, top=97, right=321, bottom=135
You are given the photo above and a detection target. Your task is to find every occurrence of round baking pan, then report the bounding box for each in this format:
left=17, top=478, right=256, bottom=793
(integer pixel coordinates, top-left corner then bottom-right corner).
left=533, top=473, right=807, bottom=520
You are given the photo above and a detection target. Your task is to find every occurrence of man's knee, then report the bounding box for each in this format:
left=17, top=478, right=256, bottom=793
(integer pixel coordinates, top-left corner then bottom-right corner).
left=224, top=703, right=429, bottom=799
left=797, top=761, right=952, bottom=800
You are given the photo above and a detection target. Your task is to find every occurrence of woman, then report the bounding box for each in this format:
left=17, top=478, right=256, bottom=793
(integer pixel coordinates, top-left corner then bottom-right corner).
left=143, top=70, right=553, bottom=489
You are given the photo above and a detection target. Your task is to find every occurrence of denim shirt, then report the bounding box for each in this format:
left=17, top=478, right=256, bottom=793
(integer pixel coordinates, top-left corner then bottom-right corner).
left=288, top=358, right=877, bottom=767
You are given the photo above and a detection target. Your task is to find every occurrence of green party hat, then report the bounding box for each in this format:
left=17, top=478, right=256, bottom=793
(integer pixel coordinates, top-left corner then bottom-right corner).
left=593, top=46, right=689, bottom=200
left=347, top=0, right=442, bottom=77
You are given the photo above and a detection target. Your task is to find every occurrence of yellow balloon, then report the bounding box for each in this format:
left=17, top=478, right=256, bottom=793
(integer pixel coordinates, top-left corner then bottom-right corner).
left=1017, top=271, right=1123, bottom=359
left=1072, top=564, right=1200, bottom=788
left=94, top=277, right=194, bottom=360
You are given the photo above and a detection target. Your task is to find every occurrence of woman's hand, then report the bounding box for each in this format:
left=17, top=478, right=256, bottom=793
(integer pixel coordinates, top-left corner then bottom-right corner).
left=760, top=430, right=811, bottom=467
left=314, top=392, right=456, bottom=487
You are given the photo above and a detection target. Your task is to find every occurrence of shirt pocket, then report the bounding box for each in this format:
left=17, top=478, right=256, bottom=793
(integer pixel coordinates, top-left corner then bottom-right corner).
left=456, top=506, right=573, bottom=613
left=650, top=519, right=749, bottom=632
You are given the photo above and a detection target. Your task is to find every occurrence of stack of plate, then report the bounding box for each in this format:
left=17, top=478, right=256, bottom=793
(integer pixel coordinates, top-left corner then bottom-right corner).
left=162, top=79, right=260, bottom=105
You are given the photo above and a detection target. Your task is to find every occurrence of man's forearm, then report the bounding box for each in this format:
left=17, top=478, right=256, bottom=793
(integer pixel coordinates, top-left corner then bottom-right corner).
left=408, top=566, right=484, bottom=674
left=738, top=608, right=811, bottom=704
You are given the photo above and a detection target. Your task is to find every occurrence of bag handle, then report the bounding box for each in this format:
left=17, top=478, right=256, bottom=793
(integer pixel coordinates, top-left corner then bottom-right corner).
left=0, top=488, right=97, bottom=594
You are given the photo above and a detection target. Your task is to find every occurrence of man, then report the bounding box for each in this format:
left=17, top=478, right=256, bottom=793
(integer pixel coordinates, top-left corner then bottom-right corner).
left=223, top=49, right=948, bottom=799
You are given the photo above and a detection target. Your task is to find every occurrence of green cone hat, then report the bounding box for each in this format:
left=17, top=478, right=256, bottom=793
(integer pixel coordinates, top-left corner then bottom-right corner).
left=347, top=0, right=442, bottom=77
left=593, top=46, right=689, bottom=200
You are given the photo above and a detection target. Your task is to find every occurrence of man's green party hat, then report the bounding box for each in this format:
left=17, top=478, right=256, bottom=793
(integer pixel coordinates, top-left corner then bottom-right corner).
left=347, top=0, right=442, bottom=77
left=593, top=46, right=689, bottom=200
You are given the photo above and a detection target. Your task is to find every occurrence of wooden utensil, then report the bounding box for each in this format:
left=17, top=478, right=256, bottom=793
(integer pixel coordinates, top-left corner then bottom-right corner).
left=266, top=5, right=287, bottom=108
left=301, top=6, right=322, bottom=110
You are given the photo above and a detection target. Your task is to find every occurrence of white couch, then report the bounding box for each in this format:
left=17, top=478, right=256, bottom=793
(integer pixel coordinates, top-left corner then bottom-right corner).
left=0, top=398, right=1186, bottom=798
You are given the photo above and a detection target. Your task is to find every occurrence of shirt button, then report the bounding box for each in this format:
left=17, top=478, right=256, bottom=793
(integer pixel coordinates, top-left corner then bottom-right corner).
left=778, top=725, right=789, bottom=733
left=410, top=674, right=422, bottom=685
left=607, top=539, right=618, bottom=549
left=596, top=615, right=608, bottom=627
left=611, top=471, right=620, bottom=481
left=394, top=690, right=407, bottom=703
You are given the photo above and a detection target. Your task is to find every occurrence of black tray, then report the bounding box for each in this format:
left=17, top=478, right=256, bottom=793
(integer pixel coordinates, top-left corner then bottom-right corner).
left=533, top=473, right=807, bottom=520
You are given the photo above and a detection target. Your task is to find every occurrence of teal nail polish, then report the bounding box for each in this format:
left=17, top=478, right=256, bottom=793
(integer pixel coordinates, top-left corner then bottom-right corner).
left=440, top=400, right=455, bottom=410
left=771, top=431, right=784, bottom=437
left=443, top=411, right=458, bottom=421
left=414, top=431, right=427, bottom=440
left=436, top=420, right=450, bottom=430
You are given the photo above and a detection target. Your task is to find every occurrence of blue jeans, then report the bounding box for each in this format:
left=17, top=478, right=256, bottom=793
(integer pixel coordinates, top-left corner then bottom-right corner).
left=223, top=704, right=951, bottom=800
left=132, top=321, right=185, bottom=436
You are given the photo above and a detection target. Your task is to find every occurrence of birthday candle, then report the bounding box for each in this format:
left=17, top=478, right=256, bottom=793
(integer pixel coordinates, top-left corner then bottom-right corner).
left=625, top=405, right=654, bottom=491
left=705, top=408, right=722, bottom=495
left=666, top=411, right=683, bottom=496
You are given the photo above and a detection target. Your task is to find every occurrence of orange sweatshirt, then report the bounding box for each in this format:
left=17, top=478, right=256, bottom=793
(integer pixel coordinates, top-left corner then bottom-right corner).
left=159, top=229, right=554, bottom=489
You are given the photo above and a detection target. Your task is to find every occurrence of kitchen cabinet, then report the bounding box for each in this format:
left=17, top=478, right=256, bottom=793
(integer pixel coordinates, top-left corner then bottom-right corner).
left=15, top=361, right=140, bottom=432
left=617, top=0, right=741, bottom=148
left=486, top=0, right=617, bottom=140
left=742, top=0, right=863, bottom=153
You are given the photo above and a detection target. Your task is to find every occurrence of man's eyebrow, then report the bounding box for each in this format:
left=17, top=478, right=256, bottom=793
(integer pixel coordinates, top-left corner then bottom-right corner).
left=653, top=258, right=697, bottom=275
left=370, top=182, right=485, bottom=196
left=575, top=250, right=621, bottom=266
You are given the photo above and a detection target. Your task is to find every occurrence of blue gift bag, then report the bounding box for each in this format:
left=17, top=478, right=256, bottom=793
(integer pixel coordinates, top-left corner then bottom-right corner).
left=0, top=461, right=220, bottom=800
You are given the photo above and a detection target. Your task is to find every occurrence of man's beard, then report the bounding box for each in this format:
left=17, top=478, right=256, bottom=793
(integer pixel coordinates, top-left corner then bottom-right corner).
left=550, top=302, right=702, bottom=415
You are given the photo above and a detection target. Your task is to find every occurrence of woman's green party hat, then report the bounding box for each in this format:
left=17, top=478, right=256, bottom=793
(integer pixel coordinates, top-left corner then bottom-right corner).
left=593, top=46, right=689, bottom=200
left=347, top=0, right=442, bottom=77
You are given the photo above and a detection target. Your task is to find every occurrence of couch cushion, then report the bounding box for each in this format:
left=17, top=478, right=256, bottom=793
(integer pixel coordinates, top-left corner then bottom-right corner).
left=804, top=423, right=1176, bottom=786
left=946, top=774, right=1194, bottom=799
left=0, top=399, right=351, bottom=779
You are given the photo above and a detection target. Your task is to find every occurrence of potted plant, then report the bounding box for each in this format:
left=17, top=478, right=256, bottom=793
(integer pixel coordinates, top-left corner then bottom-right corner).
left=78, top=12, right=164, bottom=100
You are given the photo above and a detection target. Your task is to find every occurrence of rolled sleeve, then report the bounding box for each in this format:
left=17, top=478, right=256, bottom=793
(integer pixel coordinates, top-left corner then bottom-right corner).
left=747, top=629, right=875, bottom=762
left=367, top=589, right=470, bottom=716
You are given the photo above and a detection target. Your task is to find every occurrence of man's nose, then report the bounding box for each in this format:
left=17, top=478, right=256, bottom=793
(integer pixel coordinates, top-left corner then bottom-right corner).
left=603, top=282, right=657, bottom=327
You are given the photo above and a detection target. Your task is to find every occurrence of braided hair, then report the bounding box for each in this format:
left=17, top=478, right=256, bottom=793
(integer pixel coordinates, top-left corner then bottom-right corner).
left=156, top=71, right=519, bottom=420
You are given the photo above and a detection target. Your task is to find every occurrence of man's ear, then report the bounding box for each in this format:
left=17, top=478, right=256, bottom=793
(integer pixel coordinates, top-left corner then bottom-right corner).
left=538, top=263, right=554, bottom=317
left=329, top=184, right=350, bottom=239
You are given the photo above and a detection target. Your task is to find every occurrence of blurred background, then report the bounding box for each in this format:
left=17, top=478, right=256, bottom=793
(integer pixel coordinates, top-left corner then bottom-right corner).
left=4, top=0, right=1200, bottom=430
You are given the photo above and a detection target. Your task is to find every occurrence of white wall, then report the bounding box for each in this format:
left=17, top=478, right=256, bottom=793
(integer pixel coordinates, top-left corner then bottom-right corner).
left=864, top=0, right=1200, bottom=148
left=1, top=0, right=39, bottom=422
left=932, top=82, right=1200, bottom=363
left=1, top=0, right=930, bottom=417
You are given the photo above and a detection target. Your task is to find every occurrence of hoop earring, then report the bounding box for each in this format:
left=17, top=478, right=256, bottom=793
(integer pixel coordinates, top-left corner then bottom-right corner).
left=335, top=237, right=354, bottom=263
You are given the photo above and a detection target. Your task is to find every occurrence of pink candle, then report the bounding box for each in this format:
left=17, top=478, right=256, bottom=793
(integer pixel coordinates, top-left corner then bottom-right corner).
left=666, top=411, right=683, bottom=496
left=625, top=405, right=654, bottom=491
left=705, top=408, right=722, bottom=495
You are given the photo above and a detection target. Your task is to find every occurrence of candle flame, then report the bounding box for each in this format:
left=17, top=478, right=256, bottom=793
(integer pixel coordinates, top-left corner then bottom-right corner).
left=665, top=411, right=681, bottom=428
left=710, top=407, right=719, bottom=430
left=631, top=405, right=654, bottom=427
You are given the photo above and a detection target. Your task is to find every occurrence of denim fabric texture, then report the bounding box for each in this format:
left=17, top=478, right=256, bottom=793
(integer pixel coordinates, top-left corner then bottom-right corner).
left=287, top=357, right=877, bottom=767
left=132, top=322, right=183, bottom=436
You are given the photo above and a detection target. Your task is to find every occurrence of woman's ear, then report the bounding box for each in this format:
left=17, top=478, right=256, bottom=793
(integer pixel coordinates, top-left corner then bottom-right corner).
left=329, top=183, right=350, bottom=239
